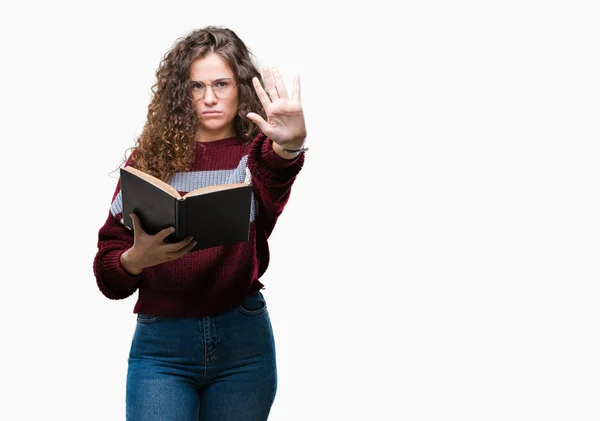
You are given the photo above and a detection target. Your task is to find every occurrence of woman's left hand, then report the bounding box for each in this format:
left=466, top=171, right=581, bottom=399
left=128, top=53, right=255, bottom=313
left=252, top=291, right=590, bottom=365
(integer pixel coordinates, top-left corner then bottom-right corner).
left=246, top=67, right=307, bottom=150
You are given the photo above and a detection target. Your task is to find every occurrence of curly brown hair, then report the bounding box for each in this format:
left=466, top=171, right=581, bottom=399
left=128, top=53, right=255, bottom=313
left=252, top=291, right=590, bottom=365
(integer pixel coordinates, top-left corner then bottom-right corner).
left=124, top=26, right=266, bottom=182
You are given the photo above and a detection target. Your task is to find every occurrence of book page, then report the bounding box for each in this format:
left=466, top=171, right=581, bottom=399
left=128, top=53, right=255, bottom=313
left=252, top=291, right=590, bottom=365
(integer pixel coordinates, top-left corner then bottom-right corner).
left=183, top=183, right=249, bottom=198
left=122, top=166, right=182, bottom=199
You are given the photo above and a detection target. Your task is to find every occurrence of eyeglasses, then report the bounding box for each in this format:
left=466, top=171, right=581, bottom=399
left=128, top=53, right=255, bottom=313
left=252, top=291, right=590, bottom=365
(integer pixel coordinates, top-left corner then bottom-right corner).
left=190, top=78, right=237, bottom=99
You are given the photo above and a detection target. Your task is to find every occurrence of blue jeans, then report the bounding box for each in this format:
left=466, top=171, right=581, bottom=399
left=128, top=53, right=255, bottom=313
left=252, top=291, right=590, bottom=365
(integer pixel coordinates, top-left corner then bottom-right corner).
left=126, top=291, right=277, bottom=421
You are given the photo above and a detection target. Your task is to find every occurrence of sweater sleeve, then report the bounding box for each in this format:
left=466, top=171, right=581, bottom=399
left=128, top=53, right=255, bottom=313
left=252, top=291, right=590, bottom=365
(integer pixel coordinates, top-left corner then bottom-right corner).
left=247, top=132, right=305, bottom=235
left=93, top=177, right=142, bottom=300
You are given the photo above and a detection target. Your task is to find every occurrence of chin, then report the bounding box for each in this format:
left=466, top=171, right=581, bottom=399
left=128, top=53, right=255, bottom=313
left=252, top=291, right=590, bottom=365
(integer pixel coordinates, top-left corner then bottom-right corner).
left=202, top=125, right=229, bottom=134
left=201, top=118, right=234, bottom=129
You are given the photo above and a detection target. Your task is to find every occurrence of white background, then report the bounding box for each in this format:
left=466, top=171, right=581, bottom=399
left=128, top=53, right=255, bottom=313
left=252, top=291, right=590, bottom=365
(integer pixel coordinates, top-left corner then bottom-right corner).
left=1, top=1, right=599, bottom=420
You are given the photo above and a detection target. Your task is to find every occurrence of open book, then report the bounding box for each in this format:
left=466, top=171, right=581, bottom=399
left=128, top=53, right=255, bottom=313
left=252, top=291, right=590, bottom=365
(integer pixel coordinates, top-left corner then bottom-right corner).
left=120, top=166, right=253, bottom=252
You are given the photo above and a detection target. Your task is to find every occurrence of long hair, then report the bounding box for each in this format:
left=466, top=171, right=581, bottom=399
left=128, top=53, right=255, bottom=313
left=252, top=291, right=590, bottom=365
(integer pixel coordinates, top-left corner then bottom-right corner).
left=124, top=26, right=266, bottom=182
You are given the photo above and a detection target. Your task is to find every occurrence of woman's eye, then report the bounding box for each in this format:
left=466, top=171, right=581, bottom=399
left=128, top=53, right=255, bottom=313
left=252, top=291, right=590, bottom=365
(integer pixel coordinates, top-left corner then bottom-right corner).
left=192, top=82, right=203, bottom=89
left=217, top=81, right=228, bottom=88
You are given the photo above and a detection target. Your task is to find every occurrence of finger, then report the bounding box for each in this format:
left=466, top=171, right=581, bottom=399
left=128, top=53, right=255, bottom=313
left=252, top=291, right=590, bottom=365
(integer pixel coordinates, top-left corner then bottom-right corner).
left=272, top=68, right=288, bottom=99
left=129, top=213, right=146, bottom=236
left=263, top=67, right=279, bottom=102
left=246, top=112, right=271, bottom=133
left=156, top=225, right=176, bottom=242
left=181, top=239, right=198, bottom=255
left=252, top=77, right=272, bottom=110
left=167, top=238, right=197, bottom=259
left=163, top=235, right=194, bottom=252
left=292, top=75, right=301, bottom=102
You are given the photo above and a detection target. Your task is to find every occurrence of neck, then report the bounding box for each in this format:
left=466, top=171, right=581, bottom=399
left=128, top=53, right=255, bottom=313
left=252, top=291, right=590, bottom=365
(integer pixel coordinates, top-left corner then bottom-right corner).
left=197, top=128, right=236, bottom=143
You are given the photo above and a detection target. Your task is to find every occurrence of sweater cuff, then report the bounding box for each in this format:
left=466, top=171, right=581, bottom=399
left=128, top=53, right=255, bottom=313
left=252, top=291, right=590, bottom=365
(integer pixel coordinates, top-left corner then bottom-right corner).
left=249, top=132, right=305, bottom=182
left=103, top=249, right=142, bottom=290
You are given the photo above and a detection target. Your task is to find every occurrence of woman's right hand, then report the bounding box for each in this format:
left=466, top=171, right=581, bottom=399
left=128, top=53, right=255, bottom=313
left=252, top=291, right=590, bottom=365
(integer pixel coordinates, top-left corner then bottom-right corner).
left=119, top=213, right=197, bottom=275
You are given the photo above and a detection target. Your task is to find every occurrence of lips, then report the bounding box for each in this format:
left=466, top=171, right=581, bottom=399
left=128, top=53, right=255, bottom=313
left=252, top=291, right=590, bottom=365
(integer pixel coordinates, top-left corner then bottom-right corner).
left=202, top=111, right=222, bottom=115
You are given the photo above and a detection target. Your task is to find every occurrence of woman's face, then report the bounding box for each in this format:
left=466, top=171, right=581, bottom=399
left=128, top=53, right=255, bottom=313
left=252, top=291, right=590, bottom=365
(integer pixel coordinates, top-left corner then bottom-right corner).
left=190, top=52, right=239, bottom=141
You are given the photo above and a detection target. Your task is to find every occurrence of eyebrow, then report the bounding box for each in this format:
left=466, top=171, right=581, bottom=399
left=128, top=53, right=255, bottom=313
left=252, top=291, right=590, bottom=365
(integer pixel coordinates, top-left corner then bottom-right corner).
left=190, top=78, right=231, bottom=84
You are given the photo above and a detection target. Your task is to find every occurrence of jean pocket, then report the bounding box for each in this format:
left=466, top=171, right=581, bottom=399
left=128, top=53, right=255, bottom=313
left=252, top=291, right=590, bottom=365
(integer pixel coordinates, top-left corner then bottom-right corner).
left=236, top=291, right=268, bottom=316
left=136, top=313, right=162, bottom=324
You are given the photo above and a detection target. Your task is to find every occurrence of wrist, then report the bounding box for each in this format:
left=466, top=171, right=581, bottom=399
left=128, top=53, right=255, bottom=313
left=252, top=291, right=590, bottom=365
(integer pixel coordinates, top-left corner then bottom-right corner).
left=283, top=136, right=307, bottom=151
left=272, top=138, right=308, bottom=159
left=272, top=141, right=299, bottom=160
left=120, top=249, right=144, bottom=275
left=281, top=144, right=309, bottom=154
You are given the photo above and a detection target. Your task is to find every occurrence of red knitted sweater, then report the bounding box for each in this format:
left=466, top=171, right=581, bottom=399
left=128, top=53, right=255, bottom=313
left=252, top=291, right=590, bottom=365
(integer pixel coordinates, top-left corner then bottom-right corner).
left=93, top=133, right=304, bottom=317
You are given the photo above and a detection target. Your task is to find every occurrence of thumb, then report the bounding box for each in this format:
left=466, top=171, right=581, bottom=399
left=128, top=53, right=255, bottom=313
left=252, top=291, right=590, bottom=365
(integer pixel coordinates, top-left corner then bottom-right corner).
left=129, top=213, right=145, bottom=236
left=246, top=112, right=270, bottom=134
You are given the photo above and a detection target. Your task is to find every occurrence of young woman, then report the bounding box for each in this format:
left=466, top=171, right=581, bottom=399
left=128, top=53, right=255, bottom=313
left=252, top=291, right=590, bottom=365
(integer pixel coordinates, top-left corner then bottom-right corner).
left=93, top=26, right=307, bottom=421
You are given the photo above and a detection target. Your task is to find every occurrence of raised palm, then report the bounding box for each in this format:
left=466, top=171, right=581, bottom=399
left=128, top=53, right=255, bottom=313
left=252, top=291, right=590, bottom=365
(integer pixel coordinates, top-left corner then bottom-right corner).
left=246, top=67, right=307, bottom=148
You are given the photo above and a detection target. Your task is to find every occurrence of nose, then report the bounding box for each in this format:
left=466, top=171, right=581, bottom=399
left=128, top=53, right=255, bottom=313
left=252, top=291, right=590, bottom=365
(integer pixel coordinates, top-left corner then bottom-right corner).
left=203, top=86, right=218, bottom=105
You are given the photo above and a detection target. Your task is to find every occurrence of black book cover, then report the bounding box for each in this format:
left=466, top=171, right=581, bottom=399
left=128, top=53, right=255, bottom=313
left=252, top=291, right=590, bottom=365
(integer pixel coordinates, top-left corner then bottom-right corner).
left=120, top=167, right=252, bottom=252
